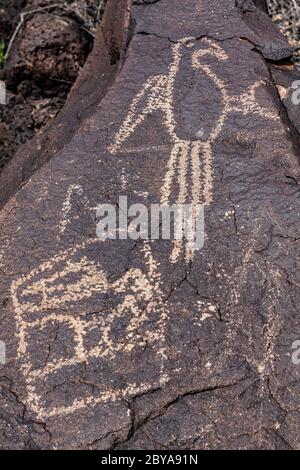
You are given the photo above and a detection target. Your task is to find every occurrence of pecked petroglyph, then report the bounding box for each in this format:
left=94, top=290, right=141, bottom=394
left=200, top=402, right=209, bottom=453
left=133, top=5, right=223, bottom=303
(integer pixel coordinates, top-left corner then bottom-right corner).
left=222, top=217, right=286, bottom=387
left=11, top=239, right=169, bottom=420
left=109, top=37, right=280, bottom=262
left=58, top=184, right=98, bottom=238
left=59, top=184, right=84, bottom=236
left=7, top=35, right=288, bottom=427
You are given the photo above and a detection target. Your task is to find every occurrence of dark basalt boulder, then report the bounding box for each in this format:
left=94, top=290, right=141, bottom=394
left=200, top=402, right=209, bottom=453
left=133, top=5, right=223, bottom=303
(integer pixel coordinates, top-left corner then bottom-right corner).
left=0, top=0, right=299, bottom=450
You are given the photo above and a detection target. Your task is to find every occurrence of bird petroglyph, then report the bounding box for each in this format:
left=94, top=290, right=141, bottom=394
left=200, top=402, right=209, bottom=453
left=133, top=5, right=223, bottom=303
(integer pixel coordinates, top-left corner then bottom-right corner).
left=109, top=37, right=280, bottom=262
left=11, top=239, right=169, bottom=420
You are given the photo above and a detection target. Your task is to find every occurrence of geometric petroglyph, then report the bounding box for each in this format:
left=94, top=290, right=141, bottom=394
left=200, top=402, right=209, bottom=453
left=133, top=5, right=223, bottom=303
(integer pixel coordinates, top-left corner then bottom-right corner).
left=11, top=240, right=169, bottom=420
left=109, top=37, right=280, bottom=262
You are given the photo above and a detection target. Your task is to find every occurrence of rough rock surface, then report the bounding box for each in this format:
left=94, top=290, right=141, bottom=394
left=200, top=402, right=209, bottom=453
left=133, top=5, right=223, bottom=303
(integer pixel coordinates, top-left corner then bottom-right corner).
left=0, top=0, right=128, bottom=208
left=0, top=0, right=299, bottom=450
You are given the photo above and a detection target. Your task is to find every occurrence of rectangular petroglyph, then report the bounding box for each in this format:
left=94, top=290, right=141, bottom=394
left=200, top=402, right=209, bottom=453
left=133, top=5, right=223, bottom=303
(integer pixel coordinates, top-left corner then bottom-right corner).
left=12, top=240, right=169, bottom=419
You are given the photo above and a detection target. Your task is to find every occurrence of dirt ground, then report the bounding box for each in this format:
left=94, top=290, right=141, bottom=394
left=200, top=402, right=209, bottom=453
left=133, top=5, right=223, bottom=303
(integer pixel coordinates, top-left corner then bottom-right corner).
left=0, top=0, right=105, bottom=171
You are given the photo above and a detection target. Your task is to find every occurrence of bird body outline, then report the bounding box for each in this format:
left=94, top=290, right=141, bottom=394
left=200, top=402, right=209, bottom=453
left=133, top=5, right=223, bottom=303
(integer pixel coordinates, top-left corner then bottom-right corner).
left=109, top=37, right=280, bottom=261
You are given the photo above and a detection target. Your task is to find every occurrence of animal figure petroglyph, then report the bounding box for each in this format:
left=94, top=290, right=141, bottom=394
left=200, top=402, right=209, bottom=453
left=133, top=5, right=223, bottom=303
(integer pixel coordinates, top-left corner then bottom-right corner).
left=11, top=240, right=169, bottom=419
left=109, top=37, right=280, bottom=262
left=10, top=38, right=283, bottom=420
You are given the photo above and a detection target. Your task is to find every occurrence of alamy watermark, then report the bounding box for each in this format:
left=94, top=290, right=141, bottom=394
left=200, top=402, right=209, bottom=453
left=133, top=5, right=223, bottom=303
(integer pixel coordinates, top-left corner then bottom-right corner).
left=291, top=80, right=300, bottom=105
left=0, top=80, right=6, bottom=105
left=0, top=341, right=6, bottom=365
left=96, top=196, right=205, bottom=251
left=292, top=340, right=300, bottom=365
